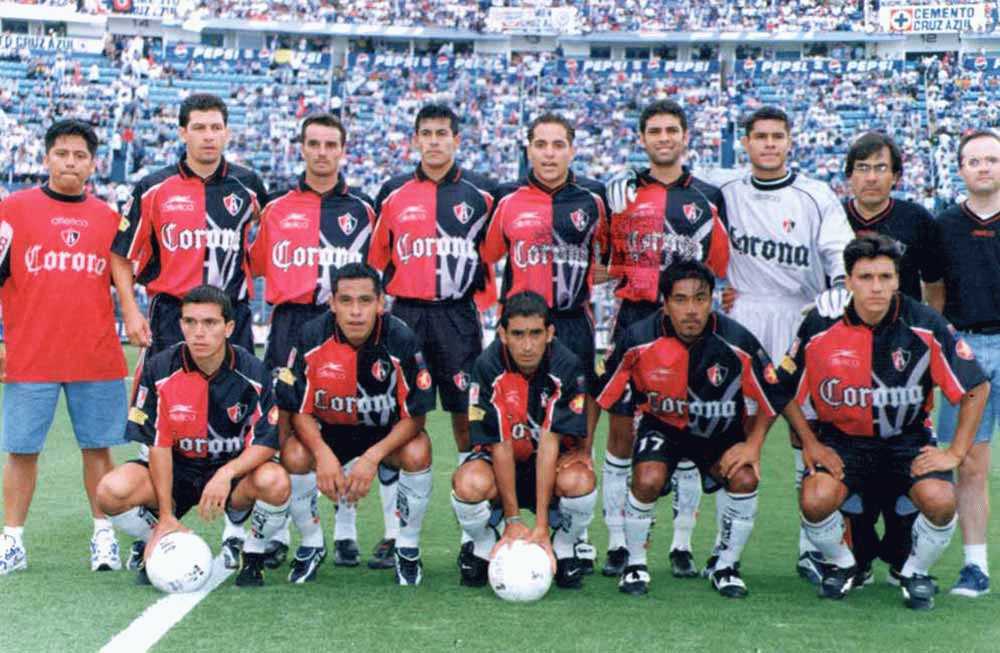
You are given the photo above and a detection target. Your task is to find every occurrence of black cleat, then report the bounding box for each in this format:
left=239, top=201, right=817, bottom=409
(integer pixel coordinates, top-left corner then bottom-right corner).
left=135, top=565, right=151, bottom=586
left=853, top=563, right=874, bottom=589
left=711, top=566, right=748, bottom=599
left=618, top=564, right=650, bottom=596
left=235, top=552, right=265, bottom=587
left=334, top=539, right=360, bottom=567
left=262, top=542, right=288, bottom=570
left=669, top=549, right=699, bottom=578
left=555, top=557, right=584, bottom=589
left=901, top=574, right=937, bottom=610
left=887, top=567, right=939, bottom=593
left=368, top=538, right=396, bottom=570
left=797, top=551, right=824, bottom=586
left=574, top=540, right=596, bottom=576
left=288, top=546, right=326, bottom=584
left=700, top=553, right=719, bottom=579
left=818, top=564, right=855, bottom=600
left=602, top=547, right=629, bottom=577
left=221, top=536, right=243, bottom=570
left=126, top=540, right=145, bottom=571
left=395, top=547, right=423, bottom=586
left=458, top=545, right=489, bottom=587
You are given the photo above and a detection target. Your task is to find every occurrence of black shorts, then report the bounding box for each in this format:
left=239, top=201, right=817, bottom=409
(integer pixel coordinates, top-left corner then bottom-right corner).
left=632, top=417, right=741, bottom=495
left=264, top=302, right=327, bottom=372
left=319, top=424, right=392, bottom=467
left=551, top=306, right=597, bottom=394
left=392, top=298, right=482, bottom=413
left=148, top=293, right=254, bottom=357
left=129, top=459, right=244, bottom=521
left=606, top=301, right=660, bottom=416
left=466, top=449, right=559, bottom=518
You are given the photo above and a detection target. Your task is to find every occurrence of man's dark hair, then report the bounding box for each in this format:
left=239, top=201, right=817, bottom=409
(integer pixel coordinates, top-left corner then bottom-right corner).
left=181, top=284, right=233, bottom=322
left=845, top=131, right=902, bottom=178
left=414, top=104, right=459, bottom=135
left=179, top=93, right=229, bottom=128
left=660, top=260, right=716, bottom=299
left=527, top=112, right=575, bottom=145
left=45, top=119, right=98, bottom=157
left=301, top=113, right=347, bottom=146
left=639, top=99, right=688, bottom=134
left=844, top=233, right=902, bottom=276
left=958, top=129, right=1000, bottom=167
left=330, top=262, right=383, bottom=296
left=499, top=291, right=551, bottom=328
left=743, top=106, right=792, bottom=136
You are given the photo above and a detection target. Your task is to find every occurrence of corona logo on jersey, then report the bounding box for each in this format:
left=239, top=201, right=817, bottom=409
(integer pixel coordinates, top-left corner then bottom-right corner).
left=817, top=378, right=924, bottom=409
left=394, top=233, right=477, bottom=264
left=175, top=434, right=244, bottom=458
left=624, top=230, right=702, bottom=262
left=312, top=389, right=398, bottom=416
left=160, top=224, right=241, bottom=253
left=23, top=245, right=108, bottom=276
left=728, top=225, right=810, bottom=268
left=270, top=240, right=363, bottom=271
left=645, top=391, right=738, bottom=419
left=511, top=241, right=589, bottom=269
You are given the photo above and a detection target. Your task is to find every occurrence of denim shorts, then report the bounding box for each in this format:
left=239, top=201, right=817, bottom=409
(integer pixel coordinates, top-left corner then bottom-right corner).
left=1, top=380, right=128, bottom=454
left=937, top=331, right=1000, bottom=445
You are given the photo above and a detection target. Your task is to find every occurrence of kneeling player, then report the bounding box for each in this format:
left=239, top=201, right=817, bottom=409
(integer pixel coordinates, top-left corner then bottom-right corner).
left=276, top=263, right=434, bottom=585
left=451, top=291, right=596, bottom=589
left=97, top=286, right=291, bottom=587
left=780, top=234, right=989, bottom=609
left=596, top=261, right=788, bottom=598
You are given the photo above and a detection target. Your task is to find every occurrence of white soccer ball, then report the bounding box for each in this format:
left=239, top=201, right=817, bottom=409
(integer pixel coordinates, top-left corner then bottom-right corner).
left=146, top=531, right=213, bottom=594
left=488, top=540, right=553, bottom=602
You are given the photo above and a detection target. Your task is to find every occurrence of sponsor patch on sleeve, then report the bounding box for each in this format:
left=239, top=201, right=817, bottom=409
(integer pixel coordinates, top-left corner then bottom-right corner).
left=128, top=407, right=148, bottom=425
left=956, top=338, right=975, bottom=361
left=780, top=356, right=797, bottom=374
left=416, top=369, right=432, bottom=390
left=763, top=363, right=779, bottom=384
left=569, top=394, right=586, bottom=414
left=278, top=367, right=296, bottom=385
left=469, top=405, right=485, bottom=422
left=267, top=405, right=279, bottom=425
left=118, top=215, right=130, bottom=232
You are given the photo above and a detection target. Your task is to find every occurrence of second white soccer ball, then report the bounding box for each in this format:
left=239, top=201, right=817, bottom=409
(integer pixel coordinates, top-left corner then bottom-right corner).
left=488, top=540, right=553, bottom=602
left=145, top=531, right=213, bottom=594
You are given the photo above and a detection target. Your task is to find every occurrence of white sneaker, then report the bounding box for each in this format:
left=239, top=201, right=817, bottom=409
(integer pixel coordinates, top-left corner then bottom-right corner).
left=1, top=533, right=27, bottom=575
left=90, top=528, right=122, bottom=571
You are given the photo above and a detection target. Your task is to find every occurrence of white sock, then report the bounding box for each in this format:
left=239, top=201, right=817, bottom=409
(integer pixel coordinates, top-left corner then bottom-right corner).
left=333, top=500, right=358, bottom=541
left=380, top=466, right=400, bottom=540
left=271, top=517, right=291, bottom=546
left=964, top=544, right=990, bottom=575
left=108, top=507, right=156, bottom=542
left=670, top=461, right=701, bottom=552
left=554, top=490, right=597, bottom=559
left=93, top=518, right=113, bottom=534
left=711, top=491, right=731, bottom=554
left=717, top=491, right=757, bottom=569
left=3, top=525, right=24, bottom=546
left=222, top=514, right=246, bottom=542
left=624, top=491, right=655, bottom=567
left=802, top=512, right=855, bottom=569
left=243, top=499, right=291, bottom=554
left=289, top=472, right=323, bottom=548
left=457, top=451, right=473, bottom=545
left=793, top=449, right=818, bottom=555
left=901, top=514, right=957, bottom=578
left=397, top=467, right=432, bottom=550
left=602, top=451, right=631, bottom=550
left=451, top=493, right=495, bottom=559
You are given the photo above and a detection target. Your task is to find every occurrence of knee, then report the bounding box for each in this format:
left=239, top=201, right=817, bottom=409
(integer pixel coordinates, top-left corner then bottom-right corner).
left=725, top=466, right=759, bottom=494
left=631, top=464, right=666, bottom=504
left=913, top=483, right=956, bottom=525
left=280, top=438, right=313, bottom=475
left=398, top=432, right=432, bottom=471
left=800, top=475, right=841, bottom=522
left=555, top=465, right=596, bottom=498
left=451, top=461, right=494, bottom=502
left=95, top=469, right=132, bottom=512
left=255, top=464, right=291, bottom=504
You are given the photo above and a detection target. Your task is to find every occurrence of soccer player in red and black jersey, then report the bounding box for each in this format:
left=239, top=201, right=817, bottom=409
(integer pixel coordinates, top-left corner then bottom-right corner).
left=451, top=291, right=595, bottom=589
left=275, top=263, right=435, bottom=585
left=600, top=100, right=730, bottom=578
left=596, top=260, right=789, bottom=599
left=96, top=286, right=291, bottom=587
left=779, top=234, right=989, bottom=609
left=248, top=113, right=375, bottom=572
left=0, top=120, right=130, bottom=576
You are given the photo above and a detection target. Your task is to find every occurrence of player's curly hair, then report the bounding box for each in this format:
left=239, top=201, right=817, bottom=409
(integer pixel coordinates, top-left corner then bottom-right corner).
left=844, top=233, right=902, bottom=276
left=499, top=291, right=551, bottom=328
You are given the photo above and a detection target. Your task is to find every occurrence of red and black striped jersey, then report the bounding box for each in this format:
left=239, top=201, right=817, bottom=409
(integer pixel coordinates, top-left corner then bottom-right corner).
left=777, top=294, right=987, bottom=439
left=126, top=343, right=278, bottom=469
left=112, top=158, right=267, bottom=301
left=609, top=169, right=729, bottom=303
left=468, top=337, right=587, bottom=463
left=248, top=175, right=374, bottom=306
left=275, top=312, right=434, bottom=439
left=369, top=163, right=495, bottom=303
left=483, top=171, right=609, bottom=311
left=596, top=311, right=788, bottom=438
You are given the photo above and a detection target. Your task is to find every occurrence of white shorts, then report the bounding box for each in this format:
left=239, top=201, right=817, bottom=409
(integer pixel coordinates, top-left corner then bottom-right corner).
left=729, top=295, right=806, bottom=364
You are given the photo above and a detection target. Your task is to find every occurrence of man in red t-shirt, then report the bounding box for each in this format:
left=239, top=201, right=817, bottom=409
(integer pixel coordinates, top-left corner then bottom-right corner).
left=0, top=120, right=129, bottom=576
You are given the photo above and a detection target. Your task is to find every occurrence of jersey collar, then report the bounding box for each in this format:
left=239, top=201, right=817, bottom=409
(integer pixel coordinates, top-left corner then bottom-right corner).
left=298, top=173, right=347, bottom=197
left=843, top=293, right=901, bottom=331
left=637, top=167, right=691, bottom=189
left=414, top=162, right=461, bottom=185
left=41, top=183, right=86, bottom=203
left=750, top=171, right=796, bottom=191
left=178, top=156, right=228, bottom=183
left=847, top=198, right=894, bottom=225
left=180, top=343, right=237, bottom=379
left=527, top=169, right=574, bottom=195
left=960, top=200, right=1000, bottom=225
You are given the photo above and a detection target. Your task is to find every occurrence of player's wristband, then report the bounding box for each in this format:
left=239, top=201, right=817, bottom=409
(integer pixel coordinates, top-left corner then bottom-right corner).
left=504, top=515, right=523, bottom=526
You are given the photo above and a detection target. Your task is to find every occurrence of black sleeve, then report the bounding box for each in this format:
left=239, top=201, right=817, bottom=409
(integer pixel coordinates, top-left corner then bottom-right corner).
left=247, top=364, right=279, bottom=449
left=126, top=361, right=160, bottom=446
left=0, top=214, right=13, bottom=287
left=468, top=355, right=501, bottom=447
left=916, top=208, right=945, bottom=284
left=546, top=357, right=587, bottom=439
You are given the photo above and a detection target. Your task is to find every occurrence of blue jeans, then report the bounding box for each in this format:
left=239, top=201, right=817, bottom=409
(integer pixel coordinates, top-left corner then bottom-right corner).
left=937, top=332, right=1000, bottom=445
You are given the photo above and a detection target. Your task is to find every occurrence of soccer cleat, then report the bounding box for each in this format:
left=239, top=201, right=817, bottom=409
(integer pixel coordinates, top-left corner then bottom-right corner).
left=601, top=547, right=629, bottom=577
left=261, top=541, right=288, bottom=570
left=287, top=546, right=326, bottom=584
left=618, top=564, right=650, bottom=596
left=125, top=541, right=145, bottom=571
left=395, top=547, right=423, bottom=586
left=368, top=538, right=396, bottom=570
left=235, top=552, right=265, bottom=587
left=949, top=564, right=990, bottom=598
left=902, top=573, right=937, bottom=610
left=0, top=534, right=27, bottom=575
left=796, top=551, right=824, bottom=586
left=669, top=549, right=699, bottom=578
left=711, top=566, right=748, bottom=599
left=457, top=544, right=489, bottom=587
left=555, top=556, right=584, bottom=589
left=700, top=554, right=719, bottom=579
left=333, top=539, right=360, bottom=567
left=221, top=536, right=244, bottom=570
left=90, top=528, right=122, bottom=572
left=818, top=564, right=855, bottom=600
left=887, top=567, right=940, bottom=593
left=852, top=563, right=874, bottom=589
left=135, top=565, right=151, bottom=586
left=574, top=539, right=596, bottom=576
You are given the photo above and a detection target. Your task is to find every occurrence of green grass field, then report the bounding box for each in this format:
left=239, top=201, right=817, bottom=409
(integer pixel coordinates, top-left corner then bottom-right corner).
left=2, top=347, right=999, bottom=652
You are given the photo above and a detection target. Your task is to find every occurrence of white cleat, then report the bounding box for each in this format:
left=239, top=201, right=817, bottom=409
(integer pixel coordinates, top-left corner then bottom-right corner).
left=90, top=528, right=122, bottom=571
left=1, top=534, right=27, bottom=575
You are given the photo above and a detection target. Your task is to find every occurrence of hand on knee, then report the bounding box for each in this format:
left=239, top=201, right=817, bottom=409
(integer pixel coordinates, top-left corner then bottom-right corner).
left=725, top=466, right=759, bottom=495
left=451, top=462, right=493, bottom=503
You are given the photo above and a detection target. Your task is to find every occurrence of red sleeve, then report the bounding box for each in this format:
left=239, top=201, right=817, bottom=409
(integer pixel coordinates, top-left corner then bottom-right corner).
left=705, top=211, right=729, bottom=279
left=246, top=205, right=270, bottom=278
left=368, top=209, right=392, bottom=271
left=480, top=196, right=510, bottom=264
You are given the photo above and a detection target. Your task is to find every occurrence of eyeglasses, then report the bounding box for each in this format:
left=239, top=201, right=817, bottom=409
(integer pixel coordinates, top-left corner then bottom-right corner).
left=963, top=156, right=1000, bottom=169
left=853, top=163, right=891, bottom=174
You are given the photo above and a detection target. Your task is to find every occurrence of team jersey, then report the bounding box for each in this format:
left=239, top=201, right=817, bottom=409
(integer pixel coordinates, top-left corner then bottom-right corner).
left=369, top=163, right=495, bottom=303
left=483, top=171, right=609, bottom=311
left=126, top=343, right=278, bottom=469
left=468, top=337, right=587, bottom=463
left=596, top=311, right=788, bottom=438
left=0, top=186, right=127, bottom=382
left=844, top=198, right=944, bottom=301
left=720, top=172, right=853, bottom=303
left=609, top=168, right=729, bottom=303
left=248, top=174, right=374, bottom=306
left=276, top=312, right=434, bottom=439
left=112, top=158, right=267, bottom=301
left=935, top=202, right=1000, bottom=330
left=777, top=294, right=987, bottom=439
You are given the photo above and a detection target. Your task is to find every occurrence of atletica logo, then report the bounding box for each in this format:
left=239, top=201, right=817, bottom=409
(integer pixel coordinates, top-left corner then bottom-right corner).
left=160, top=224, right=241, bottom=252
left=646, top=392, right=737, bottom=419
left=175, top=435, right=243, bottom=457
left=24, top=245, right=107, bottom=275
left=313, top=390, right=397, bottom=414
left=512, top=241, right=589, bottom=268
left=271, top=241, right=363, bottom=270
left=728, top=226, right=810, bottom=268
left=395, top=233, right=477, bottom=263
left=818, top=378, right=924, bottom=408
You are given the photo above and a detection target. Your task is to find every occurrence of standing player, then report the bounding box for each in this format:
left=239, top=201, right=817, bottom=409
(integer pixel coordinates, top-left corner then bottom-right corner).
left=275, top=264, right=435, bottom=585
left=96, top=286, right=291, bottom=587
left=596, top=261, right=788, bottom=598
left=0, top=120, right=129, bottom=575
left=248, top=113, right=375, bottom=579
left=781, top=234, right=988, bottom=609
left=451, top=291, right=595, bottom=589
left=599, top=100, right=729, bottom=578
left=368, top=104, right=495, bottom=568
